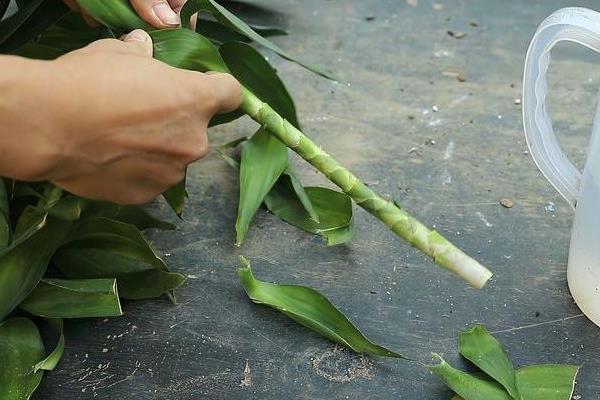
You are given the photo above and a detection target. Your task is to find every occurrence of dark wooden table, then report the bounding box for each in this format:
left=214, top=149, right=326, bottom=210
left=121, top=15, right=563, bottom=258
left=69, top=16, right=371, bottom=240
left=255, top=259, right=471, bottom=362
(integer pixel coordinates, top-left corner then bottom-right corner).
left=36, top=0, right=600, bottom=398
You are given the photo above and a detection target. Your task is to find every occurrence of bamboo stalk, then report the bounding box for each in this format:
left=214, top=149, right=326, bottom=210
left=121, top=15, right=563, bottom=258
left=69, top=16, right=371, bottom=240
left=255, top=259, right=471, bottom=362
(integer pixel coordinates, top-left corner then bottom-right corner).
left=241, top=89, right=493, bottom=288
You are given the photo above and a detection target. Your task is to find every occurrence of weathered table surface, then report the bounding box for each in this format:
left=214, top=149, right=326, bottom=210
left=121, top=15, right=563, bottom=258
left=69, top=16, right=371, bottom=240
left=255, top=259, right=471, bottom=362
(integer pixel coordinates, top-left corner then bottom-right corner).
left=36, top=0, right=600, bottom=398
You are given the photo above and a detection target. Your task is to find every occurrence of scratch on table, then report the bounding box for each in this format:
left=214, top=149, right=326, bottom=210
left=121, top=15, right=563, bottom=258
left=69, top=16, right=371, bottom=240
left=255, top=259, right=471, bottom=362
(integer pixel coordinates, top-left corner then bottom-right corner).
left=490, top=314, right=585, bottom=335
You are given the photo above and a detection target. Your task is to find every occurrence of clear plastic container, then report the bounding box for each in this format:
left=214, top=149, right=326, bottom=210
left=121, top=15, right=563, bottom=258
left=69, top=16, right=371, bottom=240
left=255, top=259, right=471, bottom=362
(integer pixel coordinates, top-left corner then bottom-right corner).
left=523, top=7, right=600, bottom=327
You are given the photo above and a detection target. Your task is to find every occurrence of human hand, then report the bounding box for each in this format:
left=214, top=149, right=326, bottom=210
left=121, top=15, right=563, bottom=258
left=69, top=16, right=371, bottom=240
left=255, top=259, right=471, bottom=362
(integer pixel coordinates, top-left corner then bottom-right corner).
left=21, top=30, right=240, bottom=204
left=64, top=0, right=188, bottom=28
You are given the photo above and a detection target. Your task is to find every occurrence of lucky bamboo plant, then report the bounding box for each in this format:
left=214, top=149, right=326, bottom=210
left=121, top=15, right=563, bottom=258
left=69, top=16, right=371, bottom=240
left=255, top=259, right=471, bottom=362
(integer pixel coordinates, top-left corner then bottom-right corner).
left=72, top=0, right=493, bottom=289
left=0, top=0, right=496, bottom=398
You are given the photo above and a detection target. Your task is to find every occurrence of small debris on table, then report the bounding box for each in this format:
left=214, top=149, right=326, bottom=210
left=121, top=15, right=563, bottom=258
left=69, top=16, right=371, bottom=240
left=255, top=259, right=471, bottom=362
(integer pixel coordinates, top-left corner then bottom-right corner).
left=432, top=3, right=444, bottom=11
left=500, top=198, right=514, bottom=208
left=514, top=97, right=521, bottom=105
left=447, top=30, right=466, bottom=39
left=469, top=20, right=479, bottom=27
left=442, top=70, right=466, bottom=82
left=365, top=15, right=376, bottom=21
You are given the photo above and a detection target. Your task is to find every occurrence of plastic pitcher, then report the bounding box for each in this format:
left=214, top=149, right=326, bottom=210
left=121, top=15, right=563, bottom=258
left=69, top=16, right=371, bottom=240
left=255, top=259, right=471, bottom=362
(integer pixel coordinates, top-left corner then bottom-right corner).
left=523, top=7, right=600, bottom=327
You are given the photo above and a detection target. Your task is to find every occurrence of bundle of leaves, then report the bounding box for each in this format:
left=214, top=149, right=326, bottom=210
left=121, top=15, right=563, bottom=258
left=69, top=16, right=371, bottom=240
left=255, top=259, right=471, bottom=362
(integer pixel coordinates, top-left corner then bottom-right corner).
left=431, top=325, right=579, bottom=400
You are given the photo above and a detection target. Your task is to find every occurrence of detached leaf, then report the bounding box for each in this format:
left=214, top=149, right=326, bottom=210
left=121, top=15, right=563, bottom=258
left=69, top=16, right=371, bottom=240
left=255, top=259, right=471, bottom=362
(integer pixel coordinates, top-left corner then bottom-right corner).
left=237, top=256, right=404, bottom=358
left=432, top=325, right=581, bottom=400
left=516, top=365, right=579, bottom=400
left=33, top=319, right=65, bottom=372
left=81, top=200, right=176, bottom=231
left=0, top=318, right=45, bottom=400
left=116, top=270, right=186, bottom=300
left=429, top=354, right=512, bottom=400
left=59, top=217, right=166, bottom=270
left=459, top=325, right=521, bottom=399
left=20, top=278, right=122, bottom=318
left=236, top=127, right=288, bottom=245
left=265, top=175, right=353, bottom=246
left=181, top=0, right=333, bottom=79
left=53, top=218, right=184, bottom=300
left=0, top=217, right=71, bottom=320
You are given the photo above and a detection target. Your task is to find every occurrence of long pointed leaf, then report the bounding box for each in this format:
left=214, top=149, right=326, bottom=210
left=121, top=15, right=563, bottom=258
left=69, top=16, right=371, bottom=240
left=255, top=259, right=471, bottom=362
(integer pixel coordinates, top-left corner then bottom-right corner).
left=59, top=217, right=166, bottom=270
left=238, top=256, right=404, bottom=358
left=181, top=0, right=332, bottom=78
left=0, top=318, right=45, bottom=400
left=264, top=175, right=353, bottom=246
left=20, top=278, right=122, bottom=318
left=0, top=217, right=71, bottom=320
left=516, top=365, right=579, bottom=400
left=429, top=354, right=512, bottom=400
left=0, top=0, right=44, bottom=46
left=33, top=319, right=65, bottom=372
left=236, top=127, right=287, bottom=244
left=459, top=325, right=521, bottom=399
left=0, top=0, right=69, bottom=53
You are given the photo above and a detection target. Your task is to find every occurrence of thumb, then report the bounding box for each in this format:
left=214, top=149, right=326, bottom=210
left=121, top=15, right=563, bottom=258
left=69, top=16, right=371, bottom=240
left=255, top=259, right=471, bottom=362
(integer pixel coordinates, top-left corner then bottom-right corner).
left=202, top=72, right=243, bottom=114
left=121, top=29, right=153, bottom=57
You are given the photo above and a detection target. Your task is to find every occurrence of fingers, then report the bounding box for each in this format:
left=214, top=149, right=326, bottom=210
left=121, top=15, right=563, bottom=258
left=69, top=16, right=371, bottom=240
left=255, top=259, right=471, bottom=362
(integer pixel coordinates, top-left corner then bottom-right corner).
left=193, top=72, right=243, bottom=114
left=53, top=155, right=186, bottom=204
left=84, top=30, right=153, bottom=57
left=121, top=29, right=154, bottom=57
left=130, top=0, right=181, bottom=28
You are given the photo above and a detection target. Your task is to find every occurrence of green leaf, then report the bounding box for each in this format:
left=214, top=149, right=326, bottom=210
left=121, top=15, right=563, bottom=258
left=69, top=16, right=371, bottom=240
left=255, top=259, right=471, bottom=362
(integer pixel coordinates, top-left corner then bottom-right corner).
left=516, top=365, right=579, bottom=400
left=163, top=178, right=187, bottom=218
left=0, top=0, right=44, bottom=47
left=219, top=41, right=309, bottom=244
left=150, top=28, right=228, bottom=73
left=264, top=175, right=354, bottom=246
left=76, top=0, right=150, bottom=31
left=53, top=217, right=184, bottom=300
left=59, top=217, right=166, bottom=270
left=0, top=179, right=10, bottom=249
left=0, top=317, right=45, bottom=400
left=196, top=19, right=249, bottom=43
left=236, top=127, right=288, bottom=245
left=283, top=167, right=319, bottom=222
left=220, top=41, right=300, bottom=127
left=0, top=0, right=69, bottom=53
left=181, top=0, right=333, bottom=78
left=0, top=217, right=72, bottom=320
left=0, top=0, right=10, bottom=20
left=115, top=270, right=186, bottom=300
left=20, top=278, right=122, bottom=318
left=237, top=256, right=404, bottom=358
left=33, top=319, right=65, bottom=372
left=81, top=200, right=176, bottom=231
left=459, top=325, right=521, bottom=399
left=196, top=19, right=286, bottom=44
left=430, top=354, right=512, bottom=400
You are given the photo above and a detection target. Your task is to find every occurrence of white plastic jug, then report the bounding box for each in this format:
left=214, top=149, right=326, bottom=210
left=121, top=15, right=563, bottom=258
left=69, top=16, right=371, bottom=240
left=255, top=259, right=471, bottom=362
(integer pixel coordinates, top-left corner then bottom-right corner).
left=523, top=7, right=600, bottom=327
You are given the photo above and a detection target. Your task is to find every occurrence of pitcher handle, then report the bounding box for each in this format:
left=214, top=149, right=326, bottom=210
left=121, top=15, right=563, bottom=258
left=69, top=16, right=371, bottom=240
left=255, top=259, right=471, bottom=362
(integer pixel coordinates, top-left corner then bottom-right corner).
left=523, top=7, right=600, bottom=209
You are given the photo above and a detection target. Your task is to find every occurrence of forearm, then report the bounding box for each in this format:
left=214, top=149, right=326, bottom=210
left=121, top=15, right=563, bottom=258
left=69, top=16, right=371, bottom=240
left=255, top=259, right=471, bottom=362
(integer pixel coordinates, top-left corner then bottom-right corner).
left=0, top=55, right=62, bottom=181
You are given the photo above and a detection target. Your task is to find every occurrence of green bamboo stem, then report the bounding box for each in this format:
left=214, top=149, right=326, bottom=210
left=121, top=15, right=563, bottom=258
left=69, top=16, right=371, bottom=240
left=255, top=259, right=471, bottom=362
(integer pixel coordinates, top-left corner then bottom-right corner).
left=241, top=89, right=493, bottom=288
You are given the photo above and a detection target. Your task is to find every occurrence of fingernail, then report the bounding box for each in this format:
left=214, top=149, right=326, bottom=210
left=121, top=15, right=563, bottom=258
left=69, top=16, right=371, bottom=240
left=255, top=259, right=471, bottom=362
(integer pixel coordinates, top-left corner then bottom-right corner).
left=124, top=29, right=148, bottom=42
left=153, top=3, right=180, bottom=26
